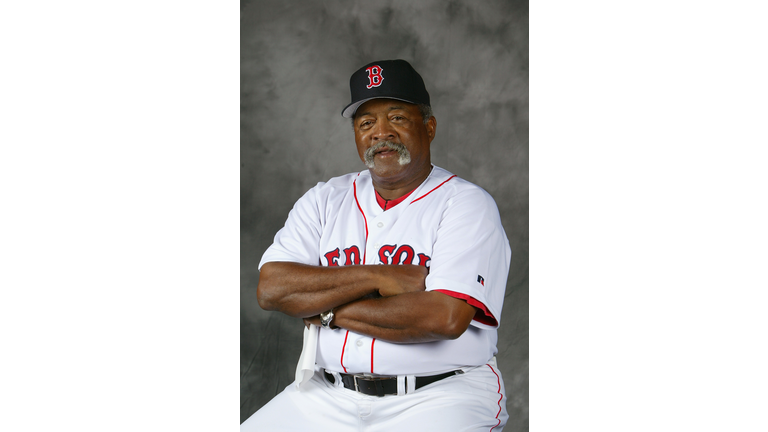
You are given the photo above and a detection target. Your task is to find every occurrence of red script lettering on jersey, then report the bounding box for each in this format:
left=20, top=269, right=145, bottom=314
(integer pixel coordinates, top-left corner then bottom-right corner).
left=322, top=244, right=431, bottom=267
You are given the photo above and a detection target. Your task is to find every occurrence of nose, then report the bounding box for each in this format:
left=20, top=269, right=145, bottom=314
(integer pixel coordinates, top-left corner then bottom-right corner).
left=371, top=119, right=396, bottom=142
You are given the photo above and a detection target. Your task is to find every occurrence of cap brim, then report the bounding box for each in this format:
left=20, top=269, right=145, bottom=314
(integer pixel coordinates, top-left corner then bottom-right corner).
left=341, top=96, right=420, bottom=118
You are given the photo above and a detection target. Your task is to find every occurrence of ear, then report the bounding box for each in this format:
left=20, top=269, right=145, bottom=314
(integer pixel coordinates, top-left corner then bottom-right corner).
left=426, top=116, right=437, bottom=142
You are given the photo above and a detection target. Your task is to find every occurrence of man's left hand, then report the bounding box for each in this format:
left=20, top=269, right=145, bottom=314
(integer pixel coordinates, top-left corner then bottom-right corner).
left=303, top=315, right=321, bottom=328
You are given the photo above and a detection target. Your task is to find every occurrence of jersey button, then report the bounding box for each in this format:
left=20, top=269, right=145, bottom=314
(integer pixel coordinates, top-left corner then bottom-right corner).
left=356, top=340, right=363, bottom=347
left=377, top=222, right=384, bottom=228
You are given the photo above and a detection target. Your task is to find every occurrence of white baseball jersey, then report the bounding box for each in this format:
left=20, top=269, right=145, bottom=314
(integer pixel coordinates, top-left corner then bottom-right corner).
left=259, top=165, right=511, bottom=375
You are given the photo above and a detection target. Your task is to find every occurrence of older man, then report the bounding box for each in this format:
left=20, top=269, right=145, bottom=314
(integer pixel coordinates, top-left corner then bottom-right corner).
left=241, top=59, right=511, bottom=431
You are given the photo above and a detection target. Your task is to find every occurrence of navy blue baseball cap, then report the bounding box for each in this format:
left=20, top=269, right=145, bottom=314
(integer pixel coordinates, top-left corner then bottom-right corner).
left=341, top=59, right=431, bottom=118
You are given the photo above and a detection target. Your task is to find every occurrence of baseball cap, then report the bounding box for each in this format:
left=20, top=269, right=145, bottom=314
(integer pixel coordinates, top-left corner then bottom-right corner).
left=341, top=59, right=431, bottom=118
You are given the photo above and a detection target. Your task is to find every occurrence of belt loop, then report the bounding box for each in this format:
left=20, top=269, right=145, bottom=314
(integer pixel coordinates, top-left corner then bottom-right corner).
left=405, top=374, right=416, bottom=394
left=397, top=375, right=406, bottom=395
left=330, top=370, right=343, bottom=388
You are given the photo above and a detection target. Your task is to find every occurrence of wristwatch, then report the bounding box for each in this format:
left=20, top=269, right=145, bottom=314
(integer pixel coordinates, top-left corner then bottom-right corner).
left=320, top=309, right=335, bottom=329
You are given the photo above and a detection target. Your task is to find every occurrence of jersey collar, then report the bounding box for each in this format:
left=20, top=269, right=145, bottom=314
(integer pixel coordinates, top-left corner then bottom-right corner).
left=375, top=188, right=417, bottom=211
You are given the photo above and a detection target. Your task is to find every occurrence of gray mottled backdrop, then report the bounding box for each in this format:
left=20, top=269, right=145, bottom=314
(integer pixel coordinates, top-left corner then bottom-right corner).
left=241, top=0, right=528, bottom=430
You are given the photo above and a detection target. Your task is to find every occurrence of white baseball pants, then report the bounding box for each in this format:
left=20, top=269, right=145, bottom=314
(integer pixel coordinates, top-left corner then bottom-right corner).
left=241, top=358, right=508, bottom=431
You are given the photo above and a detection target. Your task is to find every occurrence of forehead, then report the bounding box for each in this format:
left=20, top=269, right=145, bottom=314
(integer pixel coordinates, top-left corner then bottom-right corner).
left=355, top=99, right=419, bottom=118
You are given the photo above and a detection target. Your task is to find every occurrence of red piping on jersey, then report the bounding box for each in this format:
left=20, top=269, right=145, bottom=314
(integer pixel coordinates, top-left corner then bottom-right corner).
left=340, top=330, right=350, bottom=373
left=353, top=175, right=368, bottom=263
left=434, top=289, right=498, bottom=327
left=348, top=173, right=457, bottom=376
left=488, top=363, right=503, bottom=431
left=370, top=338, right=376, bottom=373
left=410, top=175, right=457, bottom=204
left=375, top=188, right=416, bottom=210
left=342, top=175, right=367, bottom=374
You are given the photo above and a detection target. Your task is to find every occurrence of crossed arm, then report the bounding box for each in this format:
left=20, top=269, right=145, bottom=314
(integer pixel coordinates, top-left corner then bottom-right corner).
left=257, top=261, right=476, bottom=343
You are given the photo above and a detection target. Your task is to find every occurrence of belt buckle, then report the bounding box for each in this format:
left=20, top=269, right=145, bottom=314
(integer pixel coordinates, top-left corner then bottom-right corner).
left=352, top=374, right=394, bottom=397
left=353, top=374, right=364, bottom=393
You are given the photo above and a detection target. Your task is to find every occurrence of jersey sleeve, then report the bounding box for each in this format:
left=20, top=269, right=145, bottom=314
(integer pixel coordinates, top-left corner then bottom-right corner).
left=258, top=185, right=325, bottom=269
left=425, top=187, right=511, bottom=330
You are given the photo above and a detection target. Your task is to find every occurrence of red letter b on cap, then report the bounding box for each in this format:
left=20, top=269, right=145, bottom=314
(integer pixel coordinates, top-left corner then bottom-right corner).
left=366, top=65, right=384, bottom=89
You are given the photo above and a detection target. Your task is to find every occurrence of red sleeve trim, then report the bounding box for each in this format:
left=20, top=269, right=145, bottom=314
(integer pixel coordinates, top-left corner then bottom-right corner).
left=434, top=289, right=498, bottom=327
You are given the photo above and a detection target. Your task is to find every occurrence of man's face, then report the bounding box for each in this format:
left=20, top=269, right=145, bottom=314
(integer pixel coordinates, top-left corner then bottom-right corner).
left=353, top=99, right=436, bottom=186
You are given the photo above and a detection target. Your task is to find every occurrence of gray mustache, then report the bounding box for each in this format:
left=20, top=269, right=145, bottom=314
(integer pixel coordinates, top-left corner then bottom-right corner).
left=364, top=141, right=411, bottom=168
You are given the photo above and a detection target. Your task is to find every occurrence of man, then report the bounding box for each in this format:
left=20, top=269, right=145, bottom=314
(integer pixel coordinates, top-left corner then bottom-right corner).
left=241, top=59, right=512, bottom=431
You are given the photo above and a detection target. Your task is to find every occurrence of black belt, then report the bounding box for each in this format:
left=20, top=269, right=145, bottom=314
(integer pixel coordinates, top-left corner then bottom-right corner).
left=323, top=370, right=462, bottom=397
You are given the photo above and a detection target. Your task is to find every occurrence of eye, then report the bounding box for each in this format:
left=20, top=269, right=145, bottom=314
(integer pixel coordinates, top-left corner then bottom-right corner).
left=359, top=120, right=373, bottom=129
left=391, top=115, right=404, bottom=121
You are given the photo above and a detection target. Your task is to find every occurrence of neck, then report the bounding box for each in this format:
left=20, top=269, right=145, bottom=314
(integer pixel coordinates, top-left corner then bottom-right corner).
left=370, top=165, right=432, bottom=200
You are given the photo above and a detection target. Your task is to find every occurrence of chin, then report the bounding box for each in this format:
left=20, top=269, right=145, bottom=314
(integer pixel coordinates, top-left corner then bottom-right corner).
left=369, top=164, right=407, bottom=180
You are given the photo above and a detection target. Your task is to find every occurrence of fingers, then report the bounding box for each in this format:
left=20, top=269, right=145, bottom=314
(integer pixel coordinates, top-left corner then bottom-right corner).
left=304, top=315, right=321, bottom=328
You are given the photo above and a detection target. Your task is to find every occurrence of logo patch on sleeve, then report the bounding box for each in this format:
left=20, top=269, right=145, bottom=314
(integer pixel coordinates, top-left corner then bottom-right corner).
left=477, top=275, right=485, bottom=286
